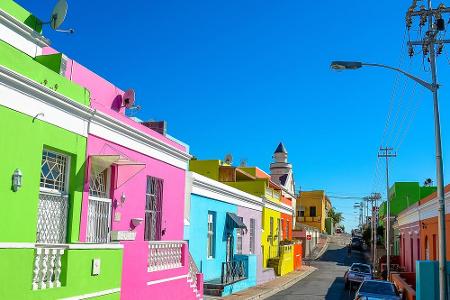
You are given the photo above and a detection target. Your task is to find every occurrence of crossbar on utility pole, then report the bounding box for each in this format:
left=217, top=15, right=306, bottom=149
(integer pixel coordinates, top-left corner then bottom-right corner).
left=378, top=147, right=396, bottom=278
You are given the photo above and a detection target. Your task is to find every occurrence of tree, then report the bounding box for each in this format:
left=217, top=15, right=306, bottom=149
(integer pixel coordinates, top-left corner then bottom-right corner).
left=328, top=207, right=344, bottom=225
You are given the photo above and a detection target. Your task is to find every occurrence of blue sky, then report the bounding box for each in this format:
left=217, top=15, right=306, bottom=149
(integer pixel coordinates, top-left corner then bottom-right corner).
left=18, top=0, right=450, bottom=231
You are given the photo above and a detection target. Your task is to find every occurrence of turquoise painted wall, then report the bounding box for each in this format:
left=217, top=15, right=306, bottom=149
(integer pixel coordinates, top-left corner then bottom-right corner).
left=416, top=260, right=450, bottom=300
left=222, top=254, right=257, bottom=296
left=188, top=194, right=237, bottom=281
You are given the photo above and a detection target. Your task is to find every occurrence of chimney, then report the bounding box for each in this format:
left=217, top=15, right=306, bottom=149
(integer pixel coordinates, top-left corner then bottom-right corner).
left=141, top=120, right=167, bottom=136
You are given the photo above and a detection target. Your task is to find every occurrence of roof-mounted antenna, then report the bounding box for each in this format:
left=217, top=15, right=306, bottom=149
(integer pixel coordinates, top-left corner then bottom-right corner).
left=41, top=0, right=74, bottom=34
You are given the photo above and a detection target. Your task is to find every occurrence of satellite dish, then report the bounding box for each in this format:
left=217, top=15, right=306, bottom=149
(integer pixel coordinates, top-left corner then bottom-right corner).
left=50, top=0, right=68, bottom=30
left=122, top=89, right=136, bottom=109
left=224, top=153, right=233, bottom=165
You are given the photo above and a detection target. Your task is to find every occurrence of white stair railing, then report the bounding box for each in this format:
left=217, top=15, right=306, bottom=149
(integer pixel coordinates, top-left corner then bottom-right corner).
left=148, top=241, right=184, bottom=272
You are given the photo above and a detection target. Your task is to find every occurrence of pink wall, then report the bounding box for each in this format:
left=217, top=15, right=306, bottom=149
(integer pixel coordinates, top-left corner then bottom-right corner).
left=41, top=47, right=197, bottom=298
left=399, top=222, right=420, bottom=273
left=42, top=47, right=186, bottom=152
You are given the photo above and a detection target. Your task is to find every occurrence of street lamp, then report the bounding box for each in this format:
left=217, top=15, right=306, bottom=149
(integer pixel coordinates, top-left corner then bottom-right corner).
left=331, top=60, right=446, bottom=290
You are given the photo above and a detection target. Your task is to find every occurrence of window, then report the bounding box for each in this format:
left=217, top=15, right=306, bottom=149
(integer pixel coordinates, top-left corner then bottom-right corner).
left=269, top=217, right=274, bottom=238
left=36, top=149, right=70, bottom=244
left=249, top=218, right=256, bottom=254
left=277, top=218, right=281, bottom=241
left=281, top=219, right=285, bottom=239
left=207, top=211, right=216, bottom=258
left=425, top=236, right=430, bottom=260
left=299, top=210, right=305, bottom=217
left=145, top=176, right=164, bottom=241
left=310, top=206, right=317, bottom=217
left=433, top=234, right=437, bottom=260
left=286, top=220, right=290, bottom=239
left=236, top=216, right=244, bottom=254
left=87, top=168, right=111, bottom=243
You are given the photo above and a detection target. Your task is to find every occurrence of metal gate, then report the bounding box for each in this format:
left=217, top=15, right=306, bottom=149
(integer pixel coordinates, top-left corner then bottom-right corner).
left=87, top=197, right=111, bottom=243
left=36, top=192, right=69, bottom=244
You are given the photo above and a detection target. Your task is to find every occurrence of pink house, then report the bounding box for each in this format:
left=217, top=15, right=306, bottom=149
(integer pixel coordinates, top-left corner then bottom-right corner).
left=42, top=47, right=203, bottom=299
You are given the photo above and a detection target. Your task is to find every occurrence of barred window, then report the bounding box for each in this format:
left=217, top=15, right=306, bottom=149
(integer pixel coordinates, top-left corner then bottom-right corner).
left=236, top=216, right=244, bottom=254
left=269, top=217, right=274, bottom=237
left=249, top=218, right=256, bottom=254
left=207, top=211, right=215, bottom=258
left=40, top=149, right=68, bottom=192
left=144, top=176, right=163, bottom=241
left=89, top=169, right=109, bottom=198
left=36, top=149, right=70, bottom=244
left=87, top=168, right=111, bottom=243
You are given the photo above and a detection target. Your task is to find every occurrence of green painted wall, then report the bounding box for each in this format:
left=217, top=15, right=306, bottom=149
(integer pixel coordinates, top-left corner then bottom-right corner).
left=0, top=41, right=90, bottom=106
left=0, top=106, right=87, bottom=243
left=0, top=248, right=122, bottom=299
left=0, top=0, right=42, bottom=32
left=379, top=182, right=437, bottom=223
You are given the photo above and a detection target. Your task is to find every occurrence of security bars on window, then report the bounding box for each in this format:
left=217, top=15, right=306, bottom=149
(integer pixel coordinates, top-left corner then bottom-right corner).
left=236, top=216, right=244, bottom=254
left=87, top=169, right=111, bottom=243
left=144, top=176, right=163, bottom=241
left=249, top=218, right=255, bottom=254
left=36, top=149, right=69, bottom=244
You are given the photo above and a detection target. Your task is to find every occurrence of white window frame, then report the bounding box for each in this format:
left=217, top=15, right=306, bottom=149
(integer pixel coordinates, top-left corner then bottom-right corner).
left=87, top=168, right=112, bottom=243
left=37, top=149, right=71, bottom=244
left=207, top=212, right=215, bottom=259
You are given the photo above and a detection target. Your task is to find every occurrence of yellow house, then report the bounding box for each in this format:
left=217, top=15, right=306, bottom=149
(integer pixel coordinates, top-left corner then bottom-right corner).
left=296, top=190, right=331, bottom=232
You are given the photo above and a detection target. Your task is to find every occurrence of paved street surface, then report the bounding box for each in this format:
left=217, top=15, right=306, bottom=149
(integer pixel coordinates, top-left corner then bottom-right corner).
left=268, top=234, right=367, bottom=300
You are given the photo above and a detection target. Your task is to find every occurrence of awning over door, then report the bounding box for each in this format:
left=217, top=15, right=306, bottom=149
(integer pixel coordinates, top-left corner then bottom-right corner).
left=89, top=155, right=146, bottom=188
left=226, top=212, right=247, bottom=232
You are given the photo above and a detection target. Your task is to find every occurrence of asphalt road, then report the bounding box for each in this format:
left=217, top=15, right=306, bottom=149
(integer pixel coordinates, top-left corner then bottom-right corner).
left=268, top=234, right=367, bottom=300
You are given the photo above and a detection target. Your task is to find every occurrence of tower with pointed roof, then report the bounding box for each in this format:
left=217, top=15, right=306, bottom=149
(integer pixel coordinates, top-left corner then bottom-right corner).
left=270, top=142, right=295, bottom=196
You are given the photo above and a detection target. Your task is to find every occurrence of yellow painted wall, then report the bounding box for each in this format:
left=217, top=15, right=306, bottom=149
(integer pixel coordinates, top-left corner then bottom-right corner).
left=261, top=207, right=281, bottom=268
left=297, top=190, right=328, bottom=232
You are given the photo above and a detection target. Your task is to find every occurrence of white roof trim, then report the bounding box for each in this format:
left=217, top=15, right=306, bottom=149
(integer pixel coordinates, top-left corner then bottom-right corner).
left=0, top=9, right=50, bottom=47
left=191, top=172, right=263, bottom=211
left=264, top=197, right=294, bottom=215
left=0, top=65, right=192, bottom=170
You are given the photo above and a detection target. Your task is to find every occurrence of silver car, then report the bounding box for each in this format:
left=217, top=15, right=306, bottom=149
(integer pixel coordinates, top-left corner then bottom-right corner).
left=344, top=263, right=373, bottom=289
left=354, top=280, right=401, bottom=300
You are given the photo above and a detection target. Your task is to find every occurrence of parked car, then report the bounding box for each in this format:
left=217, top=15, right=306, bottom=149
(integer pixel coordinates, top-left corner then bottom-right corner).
left=335, top=228, right=343, bottom=234
left=344, top=263, right=373, bottom=289
left=354, top=280, right=401, bottom=300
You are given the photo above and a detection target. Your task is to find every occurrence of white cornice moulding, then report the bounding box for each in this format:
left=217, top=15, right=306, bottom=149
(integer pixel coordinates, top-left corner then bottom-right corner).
left=191, top=172, right=263, bottom=211
left=264, top=197, right=294, bottom=215
left=0, top=66, right=192, bottom=170
left=397, top=191, right=450, bottom=226
left=0, top=242, right=123, bottom=249
left=0, top=9, right=49, bottom=57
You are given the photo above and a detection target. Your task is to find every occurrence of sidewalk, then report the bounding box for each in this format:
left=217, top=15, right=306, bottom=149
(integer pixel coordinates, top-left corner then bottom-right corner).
left=221, top=266, right=317, bottom=300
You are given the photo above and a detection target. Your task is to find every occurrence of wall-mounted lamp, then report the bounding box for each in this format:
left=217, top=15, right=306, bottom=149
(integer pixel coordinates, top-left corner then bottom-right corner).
left=12, top=169, right=22, bottom=192
left=120, top=192, right=126, bottom=206
left=131, top=218, right=143, bottom=228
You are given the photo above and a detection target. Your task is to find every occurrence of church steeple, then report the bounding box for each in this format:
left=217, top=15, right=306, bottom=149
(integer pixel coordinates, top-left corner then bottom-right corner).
left=273, top=142, right=288, bottom=163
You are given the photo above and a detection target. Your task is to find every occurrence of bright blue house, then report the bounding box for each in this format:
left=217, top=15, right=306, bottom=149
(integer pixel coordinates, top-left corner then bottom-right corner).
left=184, top=172, right=263, bottom=296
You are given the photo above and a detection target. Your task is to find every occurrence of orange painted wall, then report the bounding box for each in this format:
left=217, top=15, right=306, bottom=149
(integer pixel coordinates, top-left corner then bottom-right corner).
left=419, top=214, right=450, bottom=261
left=281, top=212, right=293, bottom=240
left=293, top=243, right=302, bottom=270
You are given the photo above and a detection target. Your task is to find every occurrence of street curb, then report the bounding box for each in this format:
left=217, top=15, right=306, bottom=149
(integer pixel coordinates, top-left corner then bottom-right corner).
left=245, top=267, right=317, bottom=300
left=313, top=236, right=330, bottom=260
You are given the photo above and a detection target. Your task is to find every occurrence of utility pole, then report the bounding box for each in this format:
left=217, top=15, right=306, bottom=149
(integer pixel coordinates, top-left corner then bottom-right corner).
left=407, top=2, right=448, bottom=299
left=368, top=193, right=381, bottom=268
left=378, top=147, right=396, bottom=278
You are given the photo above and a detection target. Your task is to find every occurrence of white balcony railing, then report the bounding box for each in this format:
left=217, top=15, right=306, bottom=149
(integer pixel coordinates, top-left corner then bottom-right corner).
left=148, top=241, right=184, bottom=272
left=32, top=246, right=65, bottom=290
left=273, top=190, right=281, bottom=200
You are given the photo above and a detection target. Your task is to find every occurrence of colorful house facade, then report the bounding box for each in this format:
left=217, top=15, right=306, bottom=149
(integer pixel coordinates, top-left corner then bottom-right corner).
left=0, top=1, right=202, bottom=299
left=185, top=171, right=262, bottom=296
left=296, top=190, right=331, bottom=233
left=0, top=2, right=123, bottom=299
left=189, top=156, right=296, bottom=281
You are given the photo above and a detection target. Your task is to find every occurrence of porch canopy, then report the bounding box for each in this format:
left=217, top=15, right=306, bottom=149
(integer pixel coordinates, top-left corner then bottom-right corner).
left=90, top=155, right=146, bottom=188
left=226, top=212, right=247, bottom=233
